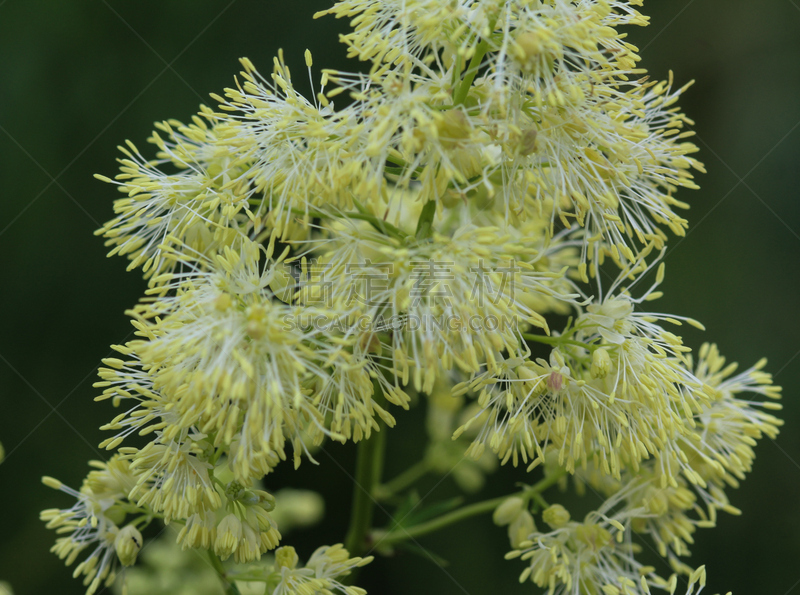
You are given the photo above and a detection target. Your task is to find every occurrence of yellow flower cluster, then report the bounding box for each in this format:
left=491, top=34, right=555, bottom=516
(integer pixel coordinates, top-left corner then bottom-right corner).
left=41, top=1, right=781, bottom=594
left=40, top=459, right=142, bottom=595
left=265, top=545, right=372, bottom=595
left=317, top=0, right=704, bottom=275
left=507, top=507, right=719, bottom=595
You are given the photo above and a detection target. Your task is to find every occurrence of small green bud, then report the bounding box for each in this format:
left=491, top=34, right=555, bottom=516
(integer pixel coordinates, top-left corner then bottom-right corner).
left=493, top=497, right=525, bottom=526
left=643, top=487, right=670, bottom=516
left=508, top=510, right=536, bottom=549
left=115, top=525, right=143, bottom=566
left=215, top=514, right=243, bottom=560
left=543, top=504, right=571, bottom=529
left=275, top=546, right=299, bottom=570
left=591, top=347, right=612, bottom=379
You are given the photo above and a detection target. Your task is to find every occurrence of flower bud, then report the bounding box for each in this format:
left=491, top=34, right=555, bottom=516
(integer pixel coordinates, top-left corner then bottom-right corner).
left=643, top=487, right=670, bottom=516
left=275, top=546, right=299, bottom=570
left=257, top=489, right=277, bottom=512
left=115, top=525, right=143, bottom=567
left=436, top=109, right=471, bottom=147
left=591, top=348, right=612, bottom=379
left=272, top=489, right=324, bottom=531
left=245, top=305, right=268, bottom=340
left=215, top=513, right=243, bottom=560
left=513, top=29, right=557, bottom=73
left=493, top=497, right=525, bottom=526
left=517, top=129, right=538, bottom=156
left=214, top=293, right=232, bottom=312
left=269, top=264, right=295, bottom=303
left=516, top=364, right=545, bottom=393
left=508, top=510, right=536, bottom=549
left=543, top=504, right=571, bottom=529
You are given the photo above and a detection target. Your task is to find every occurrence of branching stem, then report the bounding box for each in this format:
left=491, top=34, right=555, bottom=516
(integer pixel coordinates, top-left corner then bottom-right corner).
left=376, top=459, right=432, bottom=500
left=374, top=468, right=566, bottom=547
left=208, top=551, right=241, bottom=595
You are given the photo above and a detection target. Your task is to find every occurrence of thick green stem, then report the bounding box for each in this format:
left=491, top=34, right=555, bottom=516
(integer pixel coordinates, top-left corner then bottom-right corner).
left=208, top=551, right=241, bottom=595
left=344, top=380, right=387, bottom=557
left=375, top=469, right=566, bottom=547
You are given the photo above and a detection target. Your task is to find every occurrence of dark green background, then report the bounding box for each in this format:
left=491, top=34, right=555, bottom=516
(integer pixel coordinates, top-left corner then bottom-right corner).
left=0, top=1, right=798, bottom=594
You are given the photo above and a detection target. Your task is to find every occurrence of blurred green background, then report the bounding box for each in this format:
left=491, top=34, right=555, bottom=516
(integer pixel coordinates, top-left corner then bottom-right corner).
left=0, top=1, right=798, bottom=594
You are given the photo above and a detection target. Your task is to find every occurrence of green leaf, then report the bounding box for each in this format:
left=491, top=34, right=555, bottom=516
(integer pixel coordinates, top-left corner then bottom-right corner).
left=393, top=541, right=450, bottom=567
left=415, top=200, right=437, bottom=240
left=388, top=495, right=464, bottom=532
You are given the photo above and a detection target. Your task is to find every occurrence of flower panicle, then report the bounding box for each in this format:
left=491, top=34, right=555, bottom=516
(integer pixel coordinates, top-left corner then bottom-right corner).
left=41, top=2, right=776, bottom=595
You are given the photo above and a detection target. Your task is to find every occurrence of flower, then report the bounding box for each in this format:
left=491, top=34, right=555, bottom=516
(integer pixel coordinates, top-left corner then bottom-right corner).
left=509, top=506, right=712, bottom=595
left=327, top=68, right=489, bottom=203
left=115, top=525, right=144, bottom=567
left=40, top=476, right=132, bottom=595
left=176, top=509, right=217, bottom=552
left=455, top=256, right=717, bottom=481
left=97, top=238, right=403, bottom=481
left=614, top=464, right=705, bottom=559
left=126, top=439, right=221, bottom=523
left=95, top=110, right=250, bottom=277
left=314, top=219, right=579, bottom=393
left=316, top=0, right=475, bottom=67
left=175, top=479, right=281, bottom=563
left=682, top=343, right=782, bottom=481
left=266, top=544, right=372, bottom=595
left=317, top=0, right=645, bottom=77
left=317, top=0, right=703, bottom=268
left=214, top=54, right=362, bottom=238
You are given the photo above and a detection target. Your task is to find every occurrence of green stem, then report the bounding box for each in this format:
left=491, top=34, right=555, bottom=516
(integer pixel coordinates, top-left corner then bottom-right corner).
left=523, top=333, right=599, bottom=351
left=376, top=459, right=432, bottom=500
left=348, top=212, right=408, bottom=241
left=530, top=491, right=550, bottom=510
left=343, top=380, right=387, bottom=557
left=352, top=198, right=409, bottom=241
left=453, top=17, right=498, bottom=106
left=252, top=200, right=409, bottom=242
left=208, top=551, right=241, bottom=595
left=386, top=153, right=423, bottom=177
left=375, top=469, right=566, bottom=547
